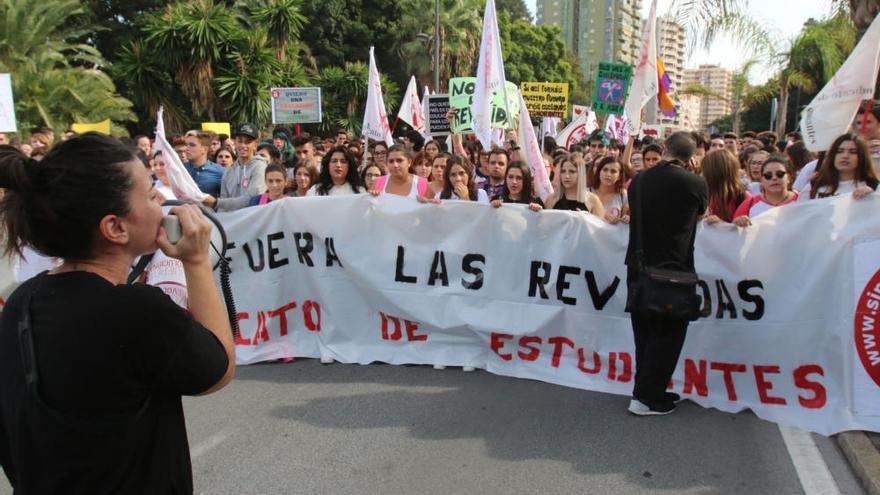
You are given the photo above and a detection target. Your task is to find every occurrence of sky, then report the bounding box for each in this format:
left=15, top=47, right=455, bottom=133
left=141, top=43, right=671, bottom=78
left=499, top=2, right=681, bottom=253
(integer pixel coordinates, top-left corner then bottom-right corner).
left=524, top=0, right=839, bottom=83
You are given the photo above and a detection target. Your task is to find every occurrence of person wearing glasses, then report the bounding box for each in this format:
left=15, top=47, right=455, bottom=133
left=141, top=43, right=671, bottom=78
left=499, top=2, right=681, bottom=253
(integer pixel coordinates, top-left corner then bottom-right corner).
left=732, top=154, right=799, bottom=226
left=360, top=163, right=386, bottom=191
left=745, top=150, right=769, bottom=196
left=371, top=142, right=389, bottom=169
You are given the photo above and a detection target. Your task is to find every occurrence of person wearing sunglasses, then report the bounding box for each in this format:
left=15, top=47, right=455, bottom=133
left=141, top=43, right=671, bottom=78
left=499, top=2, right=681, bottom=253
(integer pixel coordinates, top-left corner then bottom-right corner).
left=732, top=154, right=798, bottom=227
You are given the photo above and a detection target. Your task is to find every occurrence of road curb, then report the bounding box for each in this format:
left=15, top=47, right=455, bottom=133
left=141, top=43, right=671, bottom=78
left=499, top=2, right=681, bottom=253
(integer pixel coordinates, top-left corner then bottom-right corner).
left=836, top=431, right=880, bottom=495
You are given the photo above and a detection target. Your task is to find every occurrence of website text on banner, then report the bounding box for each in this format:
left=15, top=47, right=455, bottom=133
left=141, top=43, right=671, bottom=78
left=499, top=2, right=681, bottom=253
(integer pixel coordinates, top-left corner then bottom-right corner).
left=215, top=195, right=880, bottom=436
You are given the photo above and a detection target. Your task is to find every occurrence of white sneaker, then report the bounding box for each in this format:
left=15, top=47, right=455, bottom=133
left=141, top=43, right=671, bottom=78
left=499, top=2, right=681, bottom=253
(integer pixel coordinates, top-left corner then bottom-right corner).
left=627, top=399, right=674, bottom=416
left=320, top=356, right=335, bottom=364
left=433, top=364, right=447, bottom=370
left=462, top=366, right=476, bottom=372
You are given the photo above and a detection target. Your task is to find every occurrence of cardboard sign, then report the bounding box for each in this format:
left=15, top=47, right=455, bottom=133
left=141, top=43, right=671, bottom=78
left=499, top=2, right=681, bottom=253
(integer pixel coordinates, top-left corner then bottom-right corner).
left=71, top=119, right=111, bottom=135
left=271, top=87, right=322, bottom=124
left=426, top=94, right=451, bottom=136
left=592, top=62, right=633, bottom=115
left=448, top=77, right=518, bottom=133
left=0, top=74, right=16, bottom=133
left=520, top=82, right=569, bottom=118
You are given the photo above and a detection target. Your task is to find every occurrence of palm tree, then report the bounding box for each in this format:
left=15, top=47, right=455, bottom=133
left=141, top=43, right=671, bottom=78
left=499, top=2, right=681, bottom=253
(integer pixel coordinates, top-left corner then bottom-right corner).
left=729, top=60, right=758, bottom=135
left=317, top=62, right=399, bottom=133
left=0, top=0, right=136, bottom=133
left=235, top=0, right=308, bottom=62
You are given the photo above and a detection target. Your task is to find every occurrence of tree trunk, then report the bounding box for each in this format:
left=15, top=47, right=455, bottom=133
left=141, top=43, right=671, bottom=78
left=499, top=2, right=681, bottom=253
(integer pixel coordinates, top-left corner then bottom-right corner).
left=776, top=79, right=790, bottom=135
left=849, top=0, right=880, bottom=94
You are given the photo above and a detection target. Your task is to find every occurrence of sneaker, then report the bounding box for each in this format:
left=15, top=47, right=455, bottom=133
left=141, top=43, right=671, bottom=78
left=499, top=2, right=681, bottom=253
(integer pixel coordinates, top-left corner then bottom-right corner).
left=462, top=366, right=476, bottom=372
left=665, top=392, right=683, bottom=404
left=433, top=364, right=447, bottom=370
left=320, top=356, right=335, bottom=364
left=628, top=399, right=675, bottom=416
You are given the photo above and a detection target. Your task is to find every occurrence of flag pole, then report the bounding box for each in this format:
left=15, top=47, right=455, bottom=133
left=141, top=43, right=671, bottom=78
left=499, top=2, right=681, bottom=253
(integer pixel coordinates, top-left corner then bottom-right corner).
left=860, top=99, right=873, bottom=136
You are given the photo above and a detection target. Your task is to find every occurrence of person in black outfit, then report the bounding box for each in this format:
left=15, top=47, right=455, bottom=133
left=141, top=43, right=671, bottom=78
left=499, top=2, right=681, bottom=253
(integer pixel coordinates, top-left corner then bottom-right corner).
left=0, top=133, right=235, bottom=493
left=624, top=131, right=708, bottom=415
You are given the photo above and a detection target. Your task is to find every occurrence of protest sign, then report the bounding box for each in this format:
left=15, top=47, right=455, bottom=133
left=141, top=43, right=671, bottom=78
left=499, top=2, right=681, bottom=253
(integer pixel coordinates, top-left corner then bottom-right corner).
left=201, top=122, right=231, bottom=136
left=639, top=124, right=664, bottom=140
left=521, top=82, right=569, bottom=118
left=592, top=62, right=633, bottom=115
left=0, top=74, right=16, bottom=132
left=71, top=119, right=111, bottom=135
left=572, top=104, right=591, bottom=119
left=271, top=87, right=322, bottom=125
left=426, top=94, right=451, bottom=136
left=449, top=77, right=518, bottom=133
left=216, top=194, right=880, bottom=436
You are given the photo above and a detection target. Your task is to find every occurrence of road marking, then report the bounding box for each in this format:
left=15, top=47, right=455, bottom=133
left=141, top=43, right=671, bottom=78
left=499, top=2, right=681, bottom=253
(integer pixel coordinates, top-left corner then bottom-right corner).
left=190, top=431, right=229, bottom=460
left=779, top=425, right=841, bottom=495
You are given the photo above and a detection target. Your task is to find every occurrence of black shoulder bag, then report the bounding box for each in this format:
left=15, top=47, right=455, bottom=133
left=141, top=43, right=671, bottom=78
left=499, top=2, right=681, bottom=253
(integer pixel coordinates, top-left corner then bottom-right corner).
left=631, top=174, right=702, bottom=321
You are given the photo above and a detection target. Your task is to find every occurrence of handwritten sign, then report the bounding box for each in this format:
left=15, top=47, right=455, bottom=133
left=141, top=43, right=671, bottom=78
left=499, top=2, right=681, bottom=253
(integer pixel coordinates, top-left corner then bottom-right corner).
left=448, top=77, right=519, bottom=133
left=520, top=82, right=569, bottom=118
left=271, top=87, right=322, bottom=124
left=592, top=62, right=632, bottom=115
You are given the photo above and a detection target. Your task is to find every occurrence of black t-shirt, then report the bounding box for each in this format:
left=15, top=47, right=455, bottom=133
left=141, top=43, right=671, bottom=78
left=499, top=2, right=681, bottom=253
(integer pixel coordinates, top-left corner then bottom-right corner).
left=553, top=195, right=590, bottom=213
left=0, top=272, right=228, bottom=494
left=625, top=161, right=708, bottom=271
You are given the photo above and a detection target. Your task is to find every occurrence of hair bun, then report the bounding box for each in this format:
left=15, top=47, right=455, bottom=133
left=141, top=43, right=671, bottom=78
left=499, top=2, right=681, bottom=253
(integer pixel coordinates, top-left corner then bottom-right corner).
left=0, top=147, right=33, bottom=192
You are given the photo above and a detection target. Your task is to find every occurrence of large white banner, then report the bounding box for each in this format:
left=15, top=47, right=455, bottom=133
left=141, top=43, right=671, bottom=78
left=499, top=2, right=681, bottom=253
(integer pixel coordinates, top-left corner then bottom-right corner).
left=216, top=194, right=880, bottom=435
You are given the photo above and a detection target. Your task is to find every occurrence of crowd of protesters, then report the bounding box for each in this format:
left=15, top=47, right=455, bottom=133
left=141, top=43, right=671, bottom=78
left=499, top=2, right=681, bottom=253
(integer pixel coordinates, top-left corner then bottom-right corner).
left=0, top=100, right=877, bottom=225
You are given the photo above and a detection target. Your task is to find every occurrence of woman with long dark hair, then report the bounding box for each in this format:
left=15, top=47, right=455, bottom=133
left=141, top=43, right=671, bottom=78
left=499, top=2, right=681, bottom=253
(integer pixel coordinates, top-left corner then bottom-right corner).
left=0, top=133, right=234, bottom=492
left=799, top=133, right=878, bottom=201
left=489, top=161, right=542, bottom=211
left=307, top=146, right=363, bottom=196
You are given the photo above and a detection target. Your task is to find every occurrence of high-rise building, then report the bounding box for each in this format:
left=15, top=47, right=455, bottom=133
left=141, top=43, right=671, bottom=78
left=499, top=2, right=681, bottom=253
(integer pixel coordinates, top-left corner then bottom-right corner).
left=683, top=64, right=734, bottom=130
left=537, top=0, right=643, bottom=84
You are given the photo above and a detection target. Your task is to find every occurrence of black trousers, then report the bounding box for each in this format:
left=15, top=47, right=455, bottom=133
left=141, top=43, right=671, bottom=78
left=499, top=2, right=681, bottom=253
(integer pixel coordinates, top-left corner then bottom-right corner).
left=630, top=311, right=688, bottom=403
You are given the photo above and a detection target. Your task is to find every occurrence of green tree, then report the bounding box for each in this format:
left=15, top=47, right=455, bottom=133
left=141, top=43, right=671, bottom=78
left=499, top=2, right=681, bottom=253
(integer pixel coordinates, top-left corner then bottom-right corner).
left=235, top=0, right=308, bottom=62
left=0, top=0, right=136, bottom=135
left=496, top=0, right=531, bottom=23
left=317, top=61, right=399, bottom=133
left=500, top=13, right=574, bottom=87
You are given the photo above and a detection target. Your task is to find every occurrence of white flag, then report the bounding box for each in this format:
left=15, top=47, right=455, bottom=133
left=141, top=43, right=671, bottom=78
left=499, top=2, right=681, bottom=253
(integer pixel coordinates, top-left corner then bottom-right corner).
left=555, top=113, right=599, bottom=149
left=800, top=13, right=880, bottom=151
left=362, top=47, right=394, bottom=146
left=398, top=76, right=426, bottom=134
left=471, top=0, right=509, bottom=150
left=154, top=107, right=207, bottom=202
left=518, top=91, right=554, bottom=201
left=541, top=117, right=561, bottom=137
left=623, top=0, right=658, bottom=135
left=421, top=85, right=431, bottom=138
left=605, top=113, right=630, bottom=142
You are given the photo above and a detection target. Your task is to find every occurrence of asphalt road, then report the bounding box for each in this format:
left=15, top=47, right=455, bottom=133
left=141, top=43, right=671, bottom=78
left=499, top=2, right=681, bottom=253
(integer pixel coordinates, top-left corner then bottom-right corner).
left=0, top=359, right=866, bottom=494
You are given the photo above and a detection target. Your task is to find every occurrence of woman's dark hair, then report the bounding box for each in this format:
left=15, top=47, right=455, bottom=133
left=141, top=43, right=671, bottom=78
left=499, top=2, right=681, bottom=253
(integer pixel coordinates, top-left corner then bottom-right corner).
left=265, top=163, right=286, bottom=177
left=257, top=143, right=282, bottom=165
left=360, top=163, right=386, bottom=185
left=0, top=132, right=136, bottom=259
left=589, top=156, right=625, bottom=192
left=502, top=161, right=534, bottom=201
left=215, top=145, right=236, bottom=160
left=387, top=143, right=412, bottom=161
left=785, top=141, right=815, bottom=175
left=810, top=133, right=879, bottom=198
left=316, top=146, right=362, bottom=195
left=440, top=155, right=478, bottom=201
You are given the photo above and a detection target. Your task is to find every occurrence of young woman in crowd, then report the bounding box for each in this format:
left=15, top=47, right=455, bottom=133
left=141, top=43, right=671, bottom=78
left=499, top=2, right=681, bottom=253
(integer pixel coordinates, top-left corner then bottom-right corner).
left=428, top=152, right=451, bottom=198
left=371, top=144, right=429, bottom=198
left=489, top=161, right=542, bottom=211
left=307, top=146, right=363, bottom=196
left=360, top=163, right=386, bottom=191
left=291, top=161, right=319, bottom=197
left=150, top=151, right=175, bottom=201
left=745, top=149, right=769, bottom=195
left=785, top=141, right=815, bottom=178
left=732, top=154, right=799, bottom=226
left=799, top=133, right=878, bottom=201
left=215, top=146, right=236, bottom=168
left=428, top=155, right=488, bottom=203
left=702, top=149, right=752, bottom=224
left=544, top=153, right=604, bottom=217
left=249, top=164, right=289, bottom=206
left=423, top=140, right=441, bottom=162
left=371, top=141, right=389, bottom=168
left=629, top=151, right=644, bottom=174
left=588, top=156, right=629, bottom=224
left=409, top=151, right=432, bottom=179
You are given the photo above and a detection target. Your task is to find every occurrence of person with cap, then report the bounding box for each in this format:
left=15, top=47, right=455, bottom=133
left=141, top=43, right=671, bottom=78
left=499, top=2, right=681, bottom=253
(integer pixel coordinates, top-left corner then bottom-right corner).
left=202, top=123, right=268, bottom=212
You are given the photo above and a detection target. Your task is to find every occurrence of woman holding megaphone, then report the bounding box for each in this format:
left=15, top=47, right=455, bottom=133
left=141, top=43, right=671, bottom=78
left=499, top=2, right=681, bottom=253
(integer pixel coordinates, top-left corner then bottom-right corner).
left=0, top=133, right=235, bottom=493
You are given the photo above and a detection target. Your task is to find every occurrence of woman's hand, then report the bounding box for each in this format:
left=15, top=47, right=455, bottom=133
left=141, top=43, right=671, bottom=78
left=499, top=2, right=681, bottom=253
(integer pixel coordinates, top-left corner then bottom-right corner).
left=733, top=215, right=752, bottom=227
left=853, top=185, right=875, bottom=200
left=453, top=183, right=470, bottom=200
left=604, top=213, right=621, bottom=224
left=417, top=195, right=441, bottom=204
left=369, top=188, right=380, bottom=197
left=528, top=203, right=543, bottom=212
left=705, top=215, right=722, bottom=225
left=619, top=214, right=630, bottom=224
left=490, top=199, right=503, bottom=208
left=156, top=204, right=213, bottom=266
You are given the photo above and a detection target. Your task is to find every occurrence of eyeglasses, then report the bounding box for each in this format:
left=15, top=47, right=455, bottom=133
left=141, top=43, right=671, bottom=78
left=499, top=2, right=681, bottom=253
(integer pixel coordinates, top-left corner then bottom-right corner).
left=762, top=171, right=786, bottom=180
left=365, top=173, right=382, bottom=179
